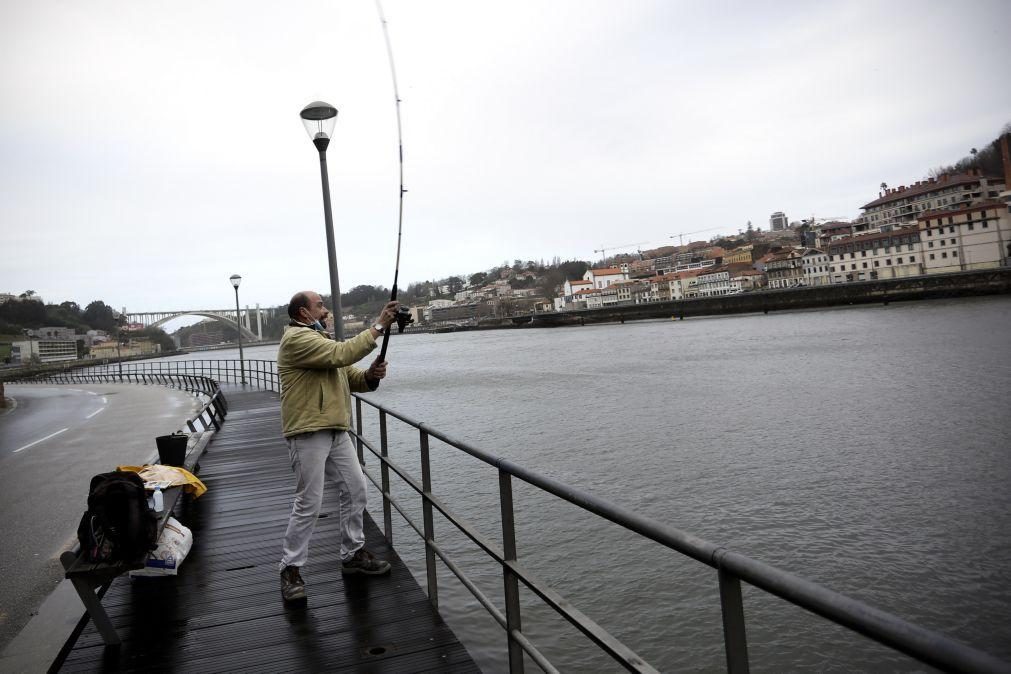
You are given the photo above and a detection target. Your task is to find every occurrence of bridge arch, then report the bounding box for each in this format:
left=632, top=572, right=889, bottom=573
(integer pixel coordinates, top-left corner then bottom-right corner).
left=147, top=312, right=260, bottom=342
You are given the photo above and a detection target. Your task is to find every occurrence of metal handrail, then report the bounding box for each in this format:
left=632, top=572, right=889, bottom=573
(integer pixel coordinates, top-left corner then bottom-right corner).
left=81, top=359, right=281, bottom=393
left=350, top=395, right=1011, bottom=674
left=19, top=359, right=1007, bottom=672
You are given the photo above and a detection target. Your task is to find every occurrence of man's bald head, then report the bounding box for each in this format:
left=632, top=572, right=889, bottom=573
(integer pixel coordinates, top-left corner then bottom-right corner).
left=288, top=291, right=318, bottom=320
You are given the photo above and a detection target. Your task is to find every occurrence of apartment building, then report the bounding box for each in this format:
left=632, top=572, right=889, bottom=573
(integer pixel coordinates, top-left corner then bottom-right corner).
left=919, top=201, right=1011, bottom=273
left=11, top=339, right=77, bottom=363
left=770, top=211, right=789, bottom=231
left=801, top=249, right=833, bottom=286
left=765, top=249, right=804, bottom=288
left=723, top=246, right=754, bottom=264
left=696, top=267, right=744, bottom=296
left=826, top=228, right=923, bottom=283
left=857, top=170, right=1006, bottom=230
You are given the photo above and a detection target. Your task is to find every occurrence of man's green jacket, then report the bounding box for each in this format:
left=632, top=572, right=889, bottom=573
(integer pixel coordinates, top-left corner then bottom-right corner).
left=278, top=326, right=378, bottom=438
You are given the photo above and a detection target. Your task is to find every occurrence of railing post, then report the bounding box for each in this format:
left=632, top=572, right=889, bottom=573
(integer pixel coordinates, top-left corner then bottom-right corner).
left=499, top=469, right=524, bottom=674
left=718, top=566, right=750, bottom=674
left=355, top=398, right=364, bottom=464
left=419, top=429, right=438, bottom=608
left=379, top=410, right=392, bottom=544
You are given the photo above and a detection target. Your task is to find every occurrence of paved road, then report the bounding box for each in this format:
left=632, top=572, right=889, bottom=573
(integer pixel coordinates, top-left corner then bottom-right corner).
left=0, top=384, right=200, bottom=652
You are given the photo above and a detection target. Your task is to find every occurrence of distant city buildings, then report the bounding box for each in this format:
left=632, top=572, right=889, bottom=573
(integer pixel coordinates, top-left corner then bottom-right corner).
left=770, top=211, right=789, bottom=231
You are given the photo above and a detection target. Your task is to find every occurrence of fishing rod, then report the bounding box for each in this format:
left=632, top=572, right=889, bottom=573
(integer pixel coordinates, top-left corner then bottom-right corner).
left=375, top=0, right=413, bottom=363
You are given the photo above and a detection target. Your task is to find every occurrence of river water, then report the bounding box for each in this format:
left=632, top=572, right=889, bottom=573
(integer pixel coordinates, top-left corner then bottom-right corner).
left=156, top=297, right=1011, bottom=672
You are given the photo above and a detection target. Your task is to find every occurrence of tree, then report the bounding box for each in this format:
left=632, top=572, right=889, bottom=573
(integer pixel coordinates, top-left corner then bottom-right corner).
left=82, top=301, right=118, bottom=332
left=469, top=272, right=488, bottom=287
left=446, top=276, right=464, bottom=294
left=0, top=298, right=46, bottom=328
left=19, top=290, right=37, bottom=300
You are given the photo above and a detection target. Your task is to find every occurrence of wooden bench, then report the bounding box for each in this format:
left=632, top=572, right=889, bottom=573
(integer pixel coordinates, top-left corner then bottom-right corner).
left=59, top=486, right=186, bottom=646
left=59, top=431, right=211, bottom=647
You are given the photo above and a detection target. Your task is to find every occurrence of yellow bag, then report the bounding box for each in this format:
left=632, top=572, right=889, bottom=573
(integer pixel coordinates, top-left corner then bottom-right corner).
left=117, top=464, right=207, bottom=499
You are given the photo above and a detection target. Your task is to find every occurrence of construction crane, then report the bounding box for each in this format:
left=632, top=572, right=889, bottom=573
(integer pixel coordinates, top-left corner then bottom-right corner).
left=669, top=227, right=724, bottom=248
left=594, top=241, right=648, bottom=264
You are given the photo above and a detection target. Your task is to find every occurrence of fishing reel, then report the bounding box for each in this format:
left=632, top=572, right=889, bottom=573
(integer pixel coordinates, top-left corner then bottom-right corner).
left=394, top=306, right=414, bottom=333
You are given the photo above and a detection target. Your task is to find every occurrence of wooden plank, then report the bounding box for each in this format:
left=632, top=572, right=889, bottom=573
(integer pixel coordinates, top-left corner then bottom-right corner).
left=56, top=389, right=478, bottom=673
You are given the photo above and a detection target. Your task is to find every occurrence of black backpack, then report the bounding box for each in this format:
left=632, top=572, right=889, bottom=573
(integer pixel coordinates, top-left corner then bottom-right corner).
left=77, top=471, right=158, bottom=564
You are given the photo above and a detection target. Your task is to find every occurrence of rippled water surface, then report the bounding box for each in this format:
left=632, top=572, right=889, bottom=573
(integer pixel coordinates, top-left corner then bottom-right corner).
left=164, top=297, right=1011, bottom=672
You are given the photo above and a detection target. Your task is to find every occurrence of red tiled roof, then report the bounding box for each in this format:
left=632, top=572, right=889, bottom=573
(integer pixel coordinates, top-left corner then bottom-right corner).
left=861, top=172, right=1002, bottom=210
left=590, top=267, right=623, bottom=276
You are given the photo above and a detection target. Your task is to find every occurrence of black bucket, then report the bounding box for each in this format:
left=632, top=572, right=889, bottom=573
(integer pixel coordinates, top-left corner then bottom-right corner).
left=156, top=433, right=188, bottom=466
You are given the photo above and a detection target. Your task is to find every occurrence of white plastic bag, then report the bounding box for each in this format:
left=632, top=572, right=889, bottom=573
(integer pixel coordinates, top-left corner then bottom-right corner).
left=129, top=517, right=193, bottom=577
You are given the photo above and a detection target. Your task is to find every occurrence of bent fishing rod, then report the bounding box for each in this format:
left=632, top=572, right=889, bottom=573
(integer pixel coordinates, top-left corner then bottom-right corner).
left=375, top=0, right=413, bottom=362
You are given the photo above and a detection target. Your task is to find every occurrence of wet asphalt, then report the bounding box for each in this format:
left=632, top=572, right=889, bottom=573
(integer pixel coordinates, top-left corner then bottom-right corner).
left=0, top=384, right=199, bottom=652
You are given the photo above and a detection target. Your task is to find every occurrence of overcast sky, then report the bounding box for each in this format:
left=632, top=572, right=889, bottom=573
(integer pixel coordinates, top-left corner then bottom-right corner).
left=2, top=1, right=1009, bottom=316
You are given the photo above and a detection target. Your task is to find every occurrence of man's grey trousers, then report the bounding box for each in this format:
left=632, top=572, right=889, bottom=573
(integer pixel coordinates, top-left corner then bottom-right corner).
left=279, top=430, right=367, bottom=570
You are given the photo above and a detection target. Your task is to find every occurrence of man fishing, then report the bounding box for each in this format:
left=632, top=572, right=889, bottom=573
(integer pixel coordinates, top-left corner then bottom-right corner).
left=277, top=290, right=400, bottom=604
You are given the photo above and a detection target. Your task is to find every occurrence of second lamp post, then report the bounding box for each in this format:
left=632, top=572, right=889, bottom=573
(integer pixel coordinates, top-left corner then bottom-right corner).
left=300, top=100, right=344, bottom=341
left=229, top=274, right=247, bottom=385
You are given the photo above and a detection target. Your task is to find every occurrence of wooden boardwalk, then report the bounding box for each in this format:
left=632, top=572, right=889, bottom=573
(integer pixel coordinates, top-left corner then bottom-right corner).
left=56, top=389, right=479, bottom=673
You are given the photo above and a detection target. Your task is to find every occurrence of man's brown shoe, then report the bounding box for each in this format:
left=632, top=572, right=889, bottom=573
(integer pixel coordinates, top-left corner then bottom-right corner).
left=281, top=565, right=307, bottom=603
left=342, top=549, right=391, bottom=575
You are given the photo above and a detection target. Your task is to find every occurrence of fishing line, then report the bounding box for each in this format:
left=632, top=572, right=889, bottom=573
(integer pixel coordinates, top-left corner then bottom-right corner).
left=374, top=0, right=411, bottom=362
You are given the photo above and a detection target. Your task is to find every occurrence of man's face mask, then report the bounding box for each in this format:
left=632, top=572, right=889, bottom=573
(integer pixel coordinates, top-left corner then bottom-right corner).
left=303, top=309, right=325, bottom=332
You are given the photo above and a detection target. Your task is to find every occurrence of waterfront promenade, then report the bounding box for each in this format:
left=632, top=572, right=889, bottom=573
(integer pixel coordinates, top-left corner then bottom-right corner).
left=53, top=388, right=476, bottom=672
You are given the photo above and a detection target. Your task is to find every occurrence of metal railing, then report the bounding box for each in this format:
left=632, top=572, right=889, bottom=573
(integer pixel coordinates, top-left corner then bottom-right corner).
left=6, top=371, right=228, bottom=433
left=85, top=359, right=280, bottom=393
left=19, top=359, right=1008, bottom=672
left=349, top=396, right=1010, bottom=673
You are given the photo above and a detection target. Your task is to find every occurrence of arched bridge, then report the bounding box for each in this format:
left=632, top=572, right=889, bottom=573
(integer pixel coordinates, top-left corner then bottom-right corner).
left=125, top=306, right=277, bottom=342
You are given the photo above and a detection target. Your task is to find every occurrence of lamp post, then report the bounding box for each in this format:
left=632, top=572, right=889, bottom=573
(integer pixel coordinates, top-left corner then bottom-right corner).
left=300, top=100, right=344, bottom=341
left=229, top=274, right=247, bottom=385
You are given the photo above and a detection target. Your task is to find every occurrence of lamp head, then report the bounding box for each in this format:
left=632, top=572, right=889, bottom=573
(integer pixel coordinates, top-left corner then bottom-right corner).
left=300, top=101, right=338, bottom=151
left=230, top=274, right=242, bottom=289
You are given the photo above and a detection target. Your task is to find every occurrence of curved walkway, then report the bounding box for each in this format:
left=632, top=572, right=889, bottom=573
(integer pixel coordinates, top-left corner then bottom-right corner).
left=54, top=388, right=477, bottom=672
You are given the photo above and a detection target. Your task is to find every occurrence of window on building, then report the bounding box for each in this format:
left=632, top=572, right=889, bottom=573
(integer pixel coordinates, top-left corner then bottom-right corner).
left=910, top=256, right=916, bottom=262
left=886, top=259, right=892, bottom=266
left=950, top=239, right=956, bottom=245
left=861, top=250, right=866, bottom=257
left=907, top=244, right=913, bottom=251
left=929, top=253, right=935, bottom=260
left=926, top=229, right=932, bottom=237
left=948, top=226, right=954, bottom=233
left=874, top=260, right=879, bottom=267
left=928, top=241, right=934, bottom=248
left=952, top=250, right=958, bottom=257
left=968, top=223, right=975, bottom=231
left=862, top=262, right=868, bottom=268
left=942, top=252, right=948, bottom=258
left=982, top=220, right=989, bottom=228
left=851, top=264, right=856, bottom=270
left=897, top=257, right=903, bottom=263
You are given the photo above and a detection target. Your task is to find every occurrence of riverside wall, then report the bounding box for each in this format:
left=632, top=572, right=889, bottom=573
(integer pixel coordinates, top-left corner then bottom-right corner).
left=506, top=268, right=1011, bottom=328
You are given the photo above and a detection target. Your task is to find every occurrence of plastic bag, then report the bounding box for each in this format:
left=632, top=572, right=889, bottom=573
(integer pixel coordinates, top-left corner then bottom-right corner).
left=129, top=517, right=193, bottom=577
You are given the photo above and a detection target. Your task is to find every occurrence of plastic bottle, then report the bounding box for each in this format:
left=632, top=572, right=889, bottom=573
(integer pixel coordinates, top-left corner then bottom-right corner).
left=153, top=487, right=164, bottom=513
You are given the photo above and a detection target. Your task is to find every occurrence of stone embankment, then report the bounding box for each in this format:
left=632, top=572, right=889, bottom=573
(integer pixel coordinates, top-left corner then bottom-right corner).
left=502, top=268, right=1011, bottom=328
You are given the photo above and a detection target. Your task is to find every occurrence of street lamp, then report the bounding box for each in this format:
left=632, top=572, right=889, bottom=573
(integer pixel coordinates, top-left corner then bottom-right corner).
left=300, top=100, right=344, bottom=340
left=229, top=274, right=247, bottom=385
